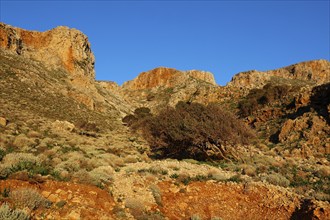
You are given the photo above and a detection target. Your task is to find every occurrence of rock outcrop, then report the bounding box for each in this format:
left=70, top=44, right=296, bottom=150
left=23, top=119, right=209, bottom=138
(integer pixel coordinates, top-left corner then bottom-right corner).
left=119, top=67, right=220, bottom=111
left=122, top=67, right=216, bottom=90
left=0, top=22, right=95, bottom=78
left=228, top=60, right=330, bottom=89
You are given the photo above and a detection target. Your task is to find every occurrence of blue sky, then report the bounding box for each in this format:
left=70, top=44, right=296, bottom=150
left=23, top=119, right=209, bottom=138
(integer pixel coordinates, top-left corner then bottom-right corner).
left=1, top=0, right=329, bottom=85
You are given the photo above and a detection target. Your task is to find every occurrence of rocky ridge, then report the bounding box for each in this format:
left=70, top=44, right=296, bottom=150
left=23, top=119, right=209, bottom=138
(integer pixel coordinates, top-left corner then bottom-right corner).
left=0, top=22, right=95, bottom=78
left=122, top=67, right=216, bottom=90
left=228, top=60, right=330, bottom=90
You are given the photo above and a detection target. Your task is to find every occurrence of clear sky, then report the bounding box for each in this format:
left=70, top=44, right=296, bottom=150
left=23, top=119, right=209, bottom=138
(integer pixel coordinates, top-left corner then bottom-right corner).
left=1, top=0, right=329, bottom=85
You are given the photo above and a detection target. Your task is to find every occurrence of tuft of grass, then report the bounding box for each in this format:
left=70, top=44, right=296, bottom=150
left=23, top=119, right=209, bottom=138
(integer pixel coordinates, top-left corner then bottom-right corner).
left=190, top=214, right=202, bottom=220
left=265, top=173, right=290, bottom=187
left=0, top=149, right=6, bottom=161
left=150, top=185, right=162, bottom=206
left=1, top=187, right=10, bottom=198
left=170, top=173, right=179, bottom=179
left=227, top=174, right=243, bottom=183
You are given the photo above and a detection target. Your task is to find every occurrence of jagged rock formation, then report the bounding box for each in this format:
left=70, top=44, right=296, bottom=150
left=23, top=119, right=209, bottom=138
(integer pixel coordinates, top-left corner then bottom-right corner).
left=0, top=22, right=95, bottom=78
left=123, top=67, right=216, bottom=90
left=120, top=67, right=232, bottom=111
left=0, top=22, right=133, bottom=116
left=228, top=60, right=330, bottom=90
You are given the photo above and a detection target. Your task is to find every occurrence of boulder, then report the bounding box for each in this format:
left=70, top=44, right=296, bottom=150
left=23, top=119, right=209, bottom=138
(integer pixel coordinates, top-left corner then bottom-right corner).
left=52, top=120, right=75, bottom=132
left=0, top=117, right=7, bottom=127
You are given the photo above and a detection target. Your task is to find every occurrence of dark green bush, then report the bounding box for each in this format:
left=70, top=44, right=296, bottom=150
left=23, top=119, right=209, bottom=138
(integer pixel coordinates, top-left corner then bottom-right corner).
left=122, top=107, right=151, bottom=126
left=76, top=121, right=100, bottom=132
left=130, top=102, right=255, bottom=161
left=0, top=149, right=5, bottom=161
left=238, top=83, right=290, bottom=117
left=122, top=114, right=137, bottom=126
left=134, top=107, right=152, bottom=119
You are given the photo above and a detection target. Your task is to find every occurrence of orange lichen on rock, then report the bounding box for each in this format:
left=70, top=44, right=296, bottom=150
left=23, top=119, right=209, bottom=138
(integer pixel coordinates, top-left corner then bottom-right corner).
left=64, top=46, right=75, bottom=72
left=20, top=30, right=51, bottom=49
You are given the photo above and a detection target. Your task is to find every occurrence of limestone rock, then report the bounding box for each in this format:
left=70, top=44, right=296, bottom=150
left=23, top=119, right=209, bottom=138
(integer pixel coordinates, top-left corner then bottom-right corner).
left=52, top=120, right=75, bottom=132
left=228, top=60, right=330, bottom=89
left=0, top=117, right=7, bottom=126
left=122, top=67, right=216, bottom=90
left=0, top=22, right=95, bottom=79
left=228, top=70, right=271, bottom=90
left=98, top=81, right=121, bottom=94
left=67, top=90, right=95, bottom=110
left=185, top=70, right=216, bottom=85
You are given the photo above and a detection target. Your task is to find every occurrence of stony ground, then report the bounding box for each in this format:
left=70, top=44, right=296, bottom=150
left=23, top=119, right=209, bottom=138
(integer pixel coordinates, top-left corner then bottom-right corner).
left=1, top=177, right=330, bottom=220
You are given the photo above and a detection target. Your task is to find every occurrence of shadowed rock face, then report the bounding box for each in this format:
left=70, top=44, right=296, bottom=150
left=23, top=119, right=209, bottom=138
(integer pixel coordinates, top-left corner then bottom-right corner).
left=0, top=22, right=95, bottom=79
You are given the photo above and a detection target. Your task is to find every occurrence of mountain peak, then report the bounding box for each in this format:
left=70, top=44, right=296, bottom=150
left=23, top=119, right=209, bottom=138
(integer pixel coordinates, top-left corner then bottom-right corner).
left=122, top=67, right=216, bottom=90
left=0, top=22, right=95, bottom=79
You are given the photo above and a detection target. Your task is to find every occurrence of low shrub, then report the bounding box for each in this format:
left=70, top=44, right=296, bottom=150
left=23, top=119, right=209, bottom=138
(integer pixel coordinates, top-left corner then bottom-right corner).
left=125, top=197, right=145, bottom=219
left=150, top=184, right=162, bottom=206
left=0, top=148, right=5, bottom=161
left=265, top=173, right=290, bottom=187
left=238, top=83, right=291, bottom=117
left=76, top=121, right=100, bottom=132
left=122, top=107, right=152, bottom=126
left=9, top=188, right=50, bottom=210
left=0, top=203, right=30, bottom=220
left=0, top=153, right=49, bottom=179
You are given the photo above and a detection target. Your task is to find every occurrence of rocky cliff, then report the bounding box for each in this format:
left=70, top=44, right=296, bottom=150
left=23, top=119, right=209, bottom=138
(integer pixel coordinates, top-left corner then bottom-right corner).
left=122, top=67, right=216, bottom=90
left=119, top=67, right=225, bottom=111
left=2, top=23, right=138, bottom=115
left=0, top=22, right=95, bottom=78
left=228, top=60, right=330, bottom=90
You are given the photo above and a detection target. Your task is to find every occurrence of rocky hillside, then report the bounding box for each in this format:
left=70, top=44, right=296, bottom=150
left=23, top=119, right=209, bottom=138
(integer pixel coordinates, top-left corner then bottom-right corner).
left=1, top=22, right=330, bottom=219
left=228, top=59, right=330, bottom=90
left=119, top=67, right=227, bottom=110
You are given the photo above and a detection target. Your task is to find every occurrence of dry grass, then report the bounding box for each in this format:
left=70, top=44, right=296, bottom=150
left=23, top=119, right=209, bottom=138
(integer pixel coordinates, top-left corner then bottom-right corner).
left=264, top=173, right=290, bottom=187
left=0, top=203, right=30, bottom=220
left=2, top=153, right=40, bottom=167
left=239, top=164, right=257, bottom=177
left=12, top=134, right=36, bottom=150
left=150, top=184, right=162, bottom=206
left=125, top=197, right=145, bottom=219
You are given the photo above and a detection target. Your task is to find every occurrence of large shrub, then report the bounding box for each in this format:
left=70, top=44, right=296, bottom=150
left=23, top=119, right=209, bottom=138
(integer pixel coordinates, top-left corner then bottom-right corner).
left=128, top=102, right=255, bottom=161
left=238, top=83, right=290, bottom=117
left=122, top=107, right=152, bottom=126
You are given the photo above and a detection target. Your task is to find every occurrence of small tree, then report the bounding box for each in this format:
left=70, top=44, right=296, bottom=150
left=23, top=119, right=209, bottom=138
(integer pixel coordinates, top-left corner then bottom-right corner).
left=129, top=102, right=255, bottom=161
left=122, top=107, right=152, bottom=126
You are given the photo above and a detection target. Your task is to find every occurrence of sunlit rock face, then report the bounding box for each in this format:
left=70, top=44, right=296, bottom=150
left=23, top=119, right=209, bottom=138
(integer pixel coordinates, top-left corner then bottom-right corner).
left=0, top=22, right=95, bottom=79
left=122, top=67, right=216, bottom=90
left=228, top=60, right=330, bottom=89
